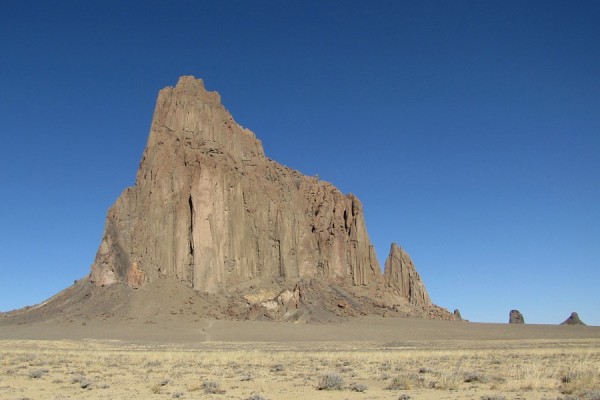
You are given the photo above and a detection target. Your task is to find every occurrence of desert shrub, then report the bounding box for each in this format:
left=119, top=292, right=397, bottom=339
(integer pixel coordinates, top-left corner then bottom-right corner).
left=379, top=361, right=393, bottom=371
left=151, top=384, right=162, bottom=394
left=144, top=360, right=162, bottom=368
left=246, top=395, right=267, bottom=400
left=560, top=368, right=600, bottom=395
left=203, top=380, right=225, bottom=394
left=561, top=390, right=600, bottom=400
left=386, top=373, right=422, bottom=390
left=70, top=374, right=91, bottom=388
left=270, top=363, right=285, bottom=372
left=79, top=378, right=92, bottom=389
left=431, top=372, right=461, bottom=390
left=28, top=369, right=48, bottom=379
left=349, top=382, right=368, bottom=392
left=480, top=395, right=505, bottom=400
left=464, top=371, right=488, bottom=383
left=582, top=391, right=600, bottom=400
left=317, top=373, right=345, bottom=390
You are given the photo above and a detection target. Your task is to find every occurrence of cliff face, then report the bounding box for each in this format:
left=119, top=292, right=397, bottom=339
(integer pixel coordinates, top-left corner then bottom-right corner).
left=90, top=76, right=382, bottom=293
left=87, top=76, right=451, bottom=320
left=383, top=243, right=432, bottom=307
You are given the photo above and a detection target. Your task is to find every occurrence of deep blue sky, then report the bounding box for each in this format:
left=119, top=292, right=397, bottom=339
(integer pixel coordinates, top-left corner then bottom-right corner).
left=1, top=1, right=598, bottom=325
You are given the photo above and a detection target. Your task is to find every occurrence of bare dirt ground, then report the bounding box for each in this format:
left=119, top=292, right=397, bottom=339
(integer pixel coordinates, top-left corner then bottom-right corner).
left=1, top=318, right=599, bottom=400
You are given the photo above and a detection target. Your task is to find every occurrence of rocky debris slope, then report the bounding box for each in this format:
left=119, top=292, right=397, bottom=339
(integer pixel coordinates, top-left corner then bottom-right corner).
left=8, top=76, right=453, bottom=323
left=561, top=312, right=586, bottom=325
left=509, top=309, right=525, bottom=324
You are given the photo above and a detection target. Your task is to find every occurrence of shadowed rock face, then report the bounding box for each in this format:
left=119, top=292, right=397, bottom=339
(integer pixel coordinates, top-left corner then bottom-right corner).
left=561, top=312, right=586, bottom=325
left=85, top=76, right=450, bottom=320
left=509, top=309, right=525, bottom=324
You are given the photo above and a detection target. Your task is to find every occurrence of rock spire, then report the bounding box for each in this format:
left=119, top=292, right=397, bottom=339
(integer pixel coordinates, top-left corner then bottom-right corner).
left=509, top=309, right=525, bottom=324
left=383, top=243, right=432, bottom=307
left=561, top=312, right=586, bottom=325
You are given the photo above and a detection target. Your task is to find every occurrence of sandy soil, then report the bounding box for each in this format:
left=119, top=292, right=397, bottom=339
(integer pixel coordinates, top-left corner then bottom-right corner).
left=1, top=318, right=599, bottom=400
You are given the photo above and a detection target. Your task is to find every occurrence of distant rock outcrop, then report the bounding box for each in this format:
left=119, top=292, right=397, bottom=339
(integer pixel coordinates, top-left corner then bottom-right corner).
left=561, top=312, right=586, bottom=326
left=10, top=76, right=453, bottom=322
left=509, top=309, right=524, bottom=324
left=453, top=309, right=463, bottom=321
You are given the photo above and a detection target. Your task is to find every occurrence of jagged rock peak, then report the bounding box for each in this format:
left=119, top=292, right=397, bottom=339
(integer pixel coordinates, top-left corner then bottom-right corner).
left=384, top=243, right=432, bottom=306
left=146, top=75, right=264, bottom=166
left=174, top=76, right=221, bottom=103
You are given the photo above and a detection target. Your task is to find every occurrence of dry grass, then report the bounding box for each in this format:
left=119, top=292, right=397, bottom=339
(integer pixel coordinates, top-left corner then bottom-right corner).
left=0, top=338, right=598, bottom=399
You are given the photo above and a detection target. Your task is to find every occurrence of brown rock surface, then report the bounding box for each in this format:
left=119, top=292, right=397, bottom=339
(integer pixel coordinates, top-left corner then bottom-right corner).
left=509, top=309, right=525, bottom=324
left=453, top=309, right=463, bottom=321
left=384, top=243, right=432, bottom=306
left=561, top=312, right=586, bottom=325
left=90, top=76, right=382, bottom=294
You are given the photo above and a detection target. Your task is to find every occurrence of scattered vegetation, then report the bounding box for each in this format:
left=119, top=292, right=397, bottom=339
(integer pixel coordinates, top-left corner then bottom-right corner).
left=349, top=382, right=368, bottom=392
left=386, top=373, right=422, bottom=390
left=560, top=364, right=600, bottom=396
left=317, top=373, right=344, bottom=390
left=245, top=395, right=267, bottom=400
left=270, top=363, right=285, bottom=372
left=1, top=338, right=598, bottom=398
left=70, top=374, right=91, bottom=389
left=464, top=371, right=488, bottom=383
left=28, top=369, right=48, bottom=379
left=203, top=380, right=225, bottom=394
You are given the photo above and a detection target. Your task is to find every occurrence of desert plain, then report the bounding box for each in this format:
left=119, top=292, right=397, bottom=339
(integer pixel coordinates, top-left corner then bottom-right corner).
left=1, top=316, right=599, bottom=400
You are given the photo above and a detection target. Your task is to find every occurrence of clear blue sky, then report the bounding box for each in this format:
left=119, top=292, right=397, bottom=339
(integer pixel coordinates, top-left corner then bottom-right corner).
left=1, top=1, right=598, bottom=325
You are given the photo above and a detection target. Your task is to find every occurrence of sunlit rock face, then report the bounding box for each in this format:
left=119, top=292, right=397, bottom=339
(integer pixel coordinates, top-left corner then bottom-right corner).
left=384, top=243, right=432, bottom=307
left=90, top=76, right=382, bottom=293
left=88, top=76, right=451, bottom=321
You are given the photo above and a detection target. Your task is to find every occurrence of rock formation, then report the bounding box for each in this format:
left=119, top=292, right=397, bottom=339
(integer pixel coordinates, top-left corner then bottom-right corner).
left=383, top=243, right=431, bottom=306
left=561, top=312, right=586, bottom=325
left=62, top=76, right=449, bottom=321
left=509, top=309, right=524, bottom=324
left=453, top=309, right=463, bottom=321
left=90, top=76, right=382, bottom=293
